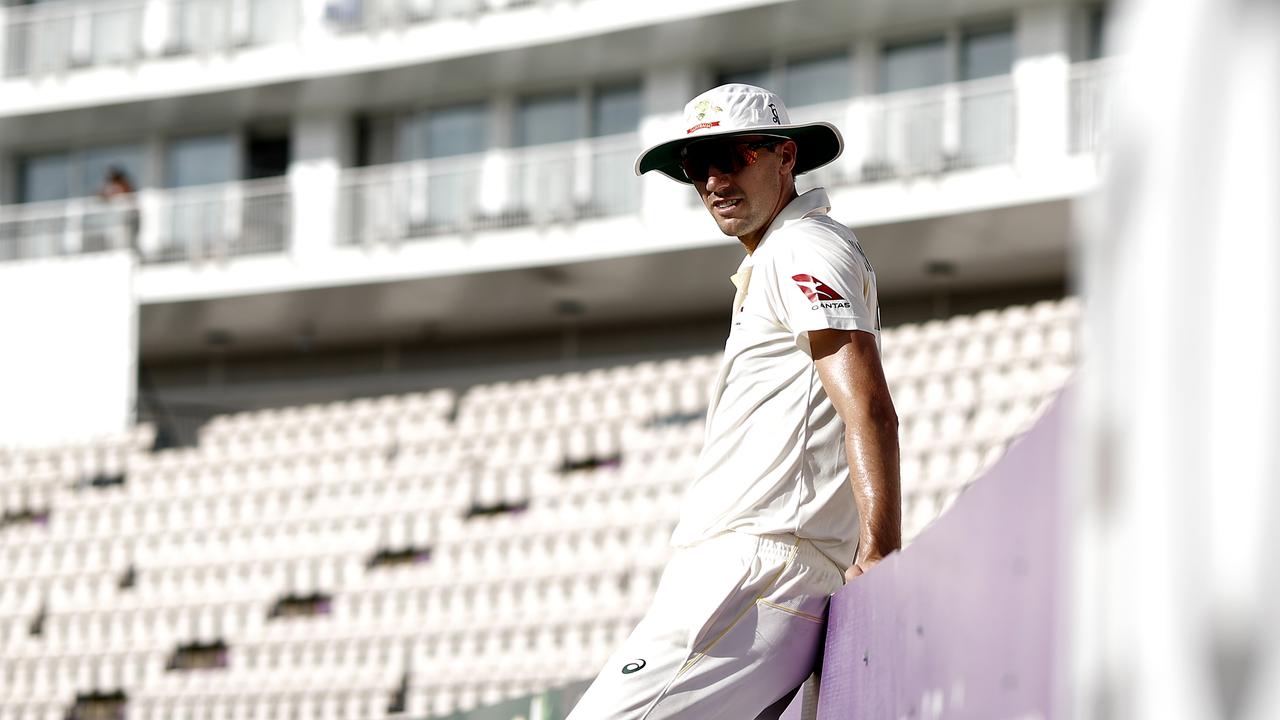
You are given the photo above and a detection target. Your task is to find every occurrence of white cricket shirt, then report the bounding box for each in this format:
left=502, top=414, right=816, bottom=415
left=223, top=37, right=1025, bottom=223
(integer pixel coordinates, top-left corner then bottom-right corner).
left=670, top=188, right=881, bottom=568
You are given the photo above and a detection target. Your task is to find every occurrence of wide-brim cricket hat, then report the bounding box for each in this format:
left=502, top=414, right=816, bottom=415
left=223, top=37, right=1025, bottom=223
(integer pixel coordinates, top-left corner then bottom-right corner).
left=635, top=84, right=844, bottom=184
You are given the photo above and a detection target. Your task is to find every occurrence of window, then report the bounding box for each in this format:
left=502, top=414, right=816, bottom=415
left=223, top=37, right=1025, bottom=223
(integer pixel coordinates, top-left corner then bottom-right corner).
left=717, top=65, right=773, bottom=90
left=962, top=25, right=1014, bottom=81
left=19, top=153, right=71, bottom=203
left=82, top=144, right=145, bottom=194
left=783, top=52, right=851, bottom=107
left=880, top=36, right=947, bottom=92
left=517, top=92, right=581, bottom=147
left=1086, top=4, right=1108, bottom=60
left=18, top=144, right=145, bottom=203
left=397, top=103, right=489, bottom=161
left=592, top=84, right=642, bottom=137
left=425, top=103, right=488, bottom=159
left=167, top=135, right=235, bottom=188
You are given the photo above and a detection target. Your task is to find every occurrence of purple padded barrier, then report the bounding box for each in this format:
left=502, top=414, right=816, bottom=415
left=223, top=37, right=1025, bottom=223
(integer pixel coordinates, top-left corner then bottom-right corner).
left=793, top=392, right=1068, bottom=720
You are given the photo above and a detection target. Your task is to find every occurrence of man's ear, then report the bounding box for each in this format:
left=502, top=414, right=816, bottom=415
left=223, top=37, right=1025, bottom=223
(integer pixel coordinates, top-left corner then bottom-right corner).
left=779, top=140, right=799, bottom=177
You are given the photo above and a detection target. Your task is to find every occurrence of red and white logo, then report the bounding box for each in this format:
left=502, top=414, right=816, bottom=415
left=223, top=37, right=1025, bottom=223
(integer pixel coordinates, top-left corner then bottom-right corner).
left=792, top=274, right=845, bottom=303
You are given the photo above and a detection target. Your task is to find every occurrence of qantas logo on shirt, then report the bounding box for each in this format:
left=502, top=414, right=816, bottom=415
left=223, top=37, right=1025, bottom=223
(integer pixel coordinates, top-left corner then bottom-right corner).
left=792, top=274, right=852, bottom=310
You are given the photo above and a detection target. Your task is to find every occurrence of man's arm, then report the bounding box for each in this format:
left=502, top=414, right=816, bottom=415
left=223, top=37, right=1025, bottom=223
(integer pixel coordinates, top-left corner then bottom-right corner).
left=810, top=328, right=901, bottom=582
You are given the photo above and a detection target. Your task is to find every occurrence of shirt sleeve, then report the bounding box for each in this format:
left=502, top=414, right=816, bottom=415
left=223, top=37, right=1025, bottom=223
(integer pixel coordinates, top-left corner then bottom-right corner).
left=768, top=228, right=879, bottom=344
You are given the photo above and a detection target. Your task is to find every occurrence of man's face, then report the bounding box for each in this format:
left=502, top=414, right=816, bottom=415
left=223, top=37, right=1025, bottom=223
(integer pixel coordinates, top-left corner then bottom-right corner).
left=684, top=135, right=795, bottom=241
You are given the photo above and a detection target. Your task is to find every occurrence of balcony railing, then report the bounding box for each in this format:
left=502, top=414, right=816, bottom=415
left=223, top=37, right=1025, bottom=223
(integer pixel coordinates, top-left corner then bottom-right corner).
left=323, top=0, right=556, bottom=34
left=336, top=134, right=640, bottom=247
left=1, top=0, right=584, bottom=78
left=167, top=0, right=300, bottom=56
left=0, top=65, right=1111, bottom=266
left=0, top=196, right=138, bottom=261
left=2, top=0, right=300, bottom=79
left=1070, top=59, right=1109, bottom=156
left=791, top=74, right=1017, bottom=188
left=3, top=0, right=146, bottom=77
left=146, top=177, right=292, bottom=263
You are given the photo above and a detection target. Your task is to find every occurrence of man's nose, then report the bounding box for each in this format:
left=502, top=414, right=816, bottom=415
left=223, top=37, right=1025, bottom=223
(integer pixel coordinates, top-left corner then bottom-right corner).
left=705, top=164, right=733, bottom=192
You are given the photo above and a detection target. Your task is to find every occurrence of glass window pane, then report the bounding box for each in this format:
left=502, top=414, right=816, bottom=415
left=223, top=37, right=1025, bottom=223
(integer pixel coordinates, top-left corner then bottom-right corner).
left=397, top=113, right=429, bottom=162
left=517, top=92, right=580, bottom=147
left=593, top=84, right=641, bottom=137
left=167, top=135, right=235, bottom=188
left=880, top=37, right=947, bottom=92
left=20, top=152, right=71, bottom=203
left=962, top=26, right=1013, bottom=80
left=784, top=52, right=851, bottom=107
left=717, top=66, right=773, bottom=90
left=425, top=103, right=489, bottom=159
left=81, top=144, right=146, bottom=196
left=1087, top=5, right=1108, bottom=60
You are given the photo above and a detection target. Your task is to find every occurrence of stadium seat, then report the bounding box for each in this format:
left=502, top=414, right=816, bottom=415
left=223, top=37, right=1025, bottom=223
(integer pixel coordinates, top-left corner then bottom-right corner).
left=0, top=298, right=1080, bottom=717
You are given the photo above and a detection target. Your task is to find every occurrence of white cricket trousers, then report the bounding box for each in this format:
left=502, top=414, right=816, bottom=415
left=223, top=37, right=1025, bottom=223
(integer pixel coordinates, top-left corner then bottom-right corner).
left=567, top=531, right=845, bottom=720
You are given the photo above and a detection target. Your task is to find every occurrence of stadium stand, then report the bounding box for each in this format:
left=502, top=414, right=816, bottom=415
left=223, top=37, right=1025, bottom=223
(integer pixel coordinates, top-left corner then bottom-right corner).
left=0, top=296, right=1077, bottom=720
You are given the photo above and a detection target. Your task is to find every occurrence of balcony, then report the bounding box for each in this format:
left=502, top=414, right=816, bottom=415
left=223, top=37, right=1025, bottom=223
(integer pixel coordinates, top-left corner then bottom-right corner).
left=0, top=195, right=136, bottom=260
left=1069, top=59, right=1109, bottom=156
left=2, top=0, right=300, bottom=79
left=794, top=73, right=1018, bottom=189
left=0, top=177, right=290, bottom=263
left=337, top=134, right=640, bottom=246
left=145, top=177, right=292, bottom=263
left=0, top=0, right=607, bottom=81
left=0, top=64, right=1109, bottom=269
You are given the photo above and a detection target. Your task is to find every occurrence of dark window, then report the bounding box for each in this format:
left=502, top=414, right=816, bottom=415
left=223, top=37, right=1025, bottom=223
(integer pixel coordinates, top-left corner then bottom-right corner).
left=398, top=102, right=489, bottom=160
left=881, top=36, right=947, bottom=92
left=517, top=91, right=581, bottom=147
left=167, top=135, right=235, bottom=188
left=784, top=52, right=851, bottom=107
left=1087, top=4, right=1109, bottom=60
left=593, top=83, right=642, bottom=137
left=245, top=134, right=290, bottom=180
left=962, top=25, right=1014, bottom=81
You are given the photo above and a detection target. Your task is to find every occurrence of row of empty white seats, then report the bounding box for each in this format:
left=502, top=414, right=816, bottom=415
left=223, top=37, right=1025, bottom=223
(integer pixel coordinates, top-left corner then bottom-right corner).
left=0, top=298, right=1080, bottom=717
left=884, top=297, right=1079, bottom=349
left=0, top=425, right=155, bottom=484
left=200, top=390, right=456, bottom=441
left=459, top=354, right=721, bottom=410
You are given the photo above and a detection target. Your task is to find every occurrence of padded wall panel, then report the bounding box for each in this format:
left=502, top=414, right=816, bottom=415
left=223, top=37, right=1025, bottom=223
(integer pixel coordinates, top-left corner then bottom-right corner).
left=0, top=251, right=137, bottom=446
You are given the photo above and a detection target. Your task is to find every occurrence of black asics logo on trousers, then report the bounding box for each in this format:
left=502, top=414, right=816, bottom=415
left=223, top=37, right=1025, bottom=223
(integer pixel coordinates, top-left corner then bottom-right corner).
left=622, top=659, right=646, bottom=674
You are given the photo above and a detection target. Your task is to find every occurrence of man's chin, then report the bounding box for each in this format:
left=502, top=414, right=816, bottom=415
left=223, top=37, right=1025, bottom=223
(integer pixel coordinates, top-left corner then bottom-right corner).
left=713, top=216, right=751, bottom=238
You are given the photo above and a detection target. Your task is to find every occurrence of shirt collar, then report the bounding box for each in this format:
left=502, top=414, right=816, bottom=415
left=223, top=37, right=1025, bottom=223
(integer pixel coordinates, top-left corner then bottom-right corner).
left=755, top=187, right=831, bottom=254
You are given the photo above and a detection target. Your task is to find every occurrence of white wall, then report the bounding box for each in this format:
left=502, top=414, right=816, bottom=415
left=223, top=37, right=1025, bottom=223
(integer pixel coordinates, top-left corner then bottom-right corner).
left=0, top=250, right=137, bottom=446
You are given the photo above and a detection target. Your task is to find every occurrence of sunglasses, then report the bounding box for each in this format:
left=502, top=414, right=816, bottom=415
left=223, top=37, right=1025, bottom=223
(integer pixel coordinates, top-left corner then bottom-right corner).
left=679, top=138, right=784, bottom=183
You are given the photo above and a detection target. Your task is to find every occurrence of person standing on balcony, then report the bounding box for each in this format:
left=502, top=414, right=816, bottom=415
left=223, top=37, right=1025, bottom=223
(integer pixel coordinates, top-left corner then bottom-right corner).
left=98, top=166, right=140, bottom=254
left=568, top=85, right=900, bottom=719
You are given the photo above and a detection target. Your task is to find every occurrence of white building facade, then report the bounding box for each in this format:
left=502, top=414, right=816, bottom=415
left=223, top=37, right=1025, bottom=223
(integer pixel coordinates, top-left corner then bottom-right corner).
left=0, top=0, right=1107, bottom=442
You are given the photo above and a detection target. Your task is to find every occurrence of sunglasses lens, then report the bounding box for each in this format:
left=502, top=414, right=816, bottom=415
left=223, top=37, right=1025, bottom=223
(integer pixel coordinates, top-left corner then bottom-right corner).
left=680, top=142, right=768, bottom=182
left=681, top=146, right=729, bottom=182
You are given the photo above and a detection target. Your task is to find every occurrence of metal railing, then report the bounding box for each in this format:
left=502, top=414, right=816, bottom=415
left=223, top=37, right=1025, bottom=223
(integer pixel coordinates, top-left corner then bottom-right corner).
left=3, top=0, right=146, bottom=78
left=0, top=68, right=1113, bottom=267
left=1, top=0, right=579, bottom=77
left=789, top=76, right=1016, bottom=188
left=145, top=177, right=292, bottom=263
left=2, top=0, right=299, bottom=78
left=336, top=134, right=640, bottom=247
left=862, top=75, right=1015, bottom=183
left=1069, top=60, right=1110, bottom=156
left=322, top=0, right=555, bottom=34
left=0, top=196, right=139, bottom=261
left=166, top=0, right=299, bottom=56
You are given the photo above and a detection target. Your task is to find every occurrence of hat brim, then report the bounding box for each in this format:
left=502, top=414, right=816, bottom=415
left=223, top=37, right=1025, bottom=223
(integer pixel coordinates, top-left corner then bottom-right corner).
left=634, top=121, right=844, bottom=185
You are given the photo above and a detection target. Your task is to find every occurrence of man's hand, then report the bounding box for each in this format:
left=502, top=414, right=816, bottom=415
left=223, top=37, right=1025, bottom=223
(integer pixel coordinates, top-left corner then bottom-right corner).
left=810, top=327, right=901, bottom=585
left=844, top=549, right=893, bottom=582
